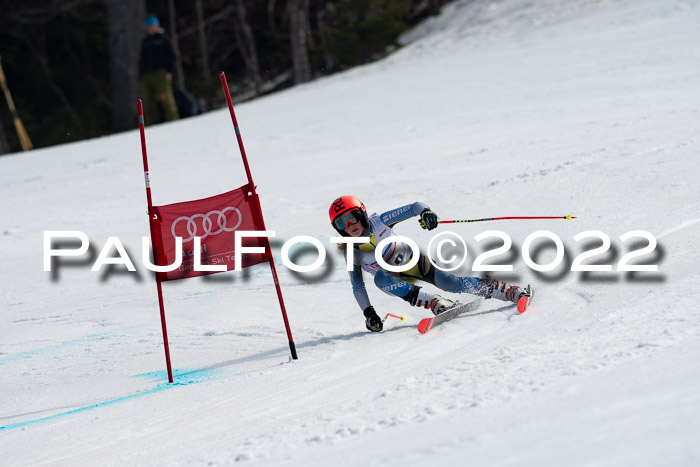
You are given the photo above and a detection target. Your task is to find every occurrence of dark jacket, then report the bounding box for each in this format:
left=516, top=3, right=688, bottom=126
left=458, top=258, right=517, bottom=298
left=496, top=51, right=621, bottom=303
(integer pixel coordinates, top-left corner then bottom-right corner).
left=139, top=32, right=176, bottom=78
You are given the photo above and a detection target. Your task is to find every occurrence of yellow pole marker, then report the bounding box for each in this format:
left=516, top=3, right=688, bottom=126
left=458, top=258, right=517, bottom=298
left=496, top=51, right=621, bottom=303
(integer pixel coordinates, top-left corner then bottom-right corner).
left=383, top=313, right=406, bottom=323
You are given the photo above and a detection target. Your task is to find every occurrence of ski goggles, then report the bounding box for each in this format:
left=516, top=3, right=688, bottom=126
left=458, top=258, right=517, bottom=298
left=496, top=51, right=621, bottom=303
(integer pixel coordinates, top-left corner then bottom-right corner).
left=333, top=209, right=363, bottom=230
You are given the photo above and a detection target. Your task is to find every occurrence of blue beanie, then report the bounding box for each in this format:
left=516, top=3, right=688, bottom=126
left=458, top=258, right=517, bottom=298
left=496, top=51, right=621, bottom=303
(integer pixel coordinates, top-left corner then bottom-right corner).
left=144, top=16, right=160, bottom=27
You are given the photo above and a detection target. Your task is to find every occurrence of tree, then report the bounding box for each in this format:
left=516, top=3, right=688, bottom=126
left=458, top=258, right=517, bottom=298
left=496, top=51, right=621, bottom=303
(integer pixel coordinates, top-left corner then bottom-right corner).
left=194, top=0, right=211, bottom=84
left=232, top=0, right=263, bottom=95
left=324, top=0, right=413, bottom=68
left=167, top=0, right=186, bottom=90
left=288, top=0, right=311, bottom=84
left=105, top=0, right=145, bottom=132
left=0, top=0, right=449, bottom=152
left=0, top=113, right=10, bottom=155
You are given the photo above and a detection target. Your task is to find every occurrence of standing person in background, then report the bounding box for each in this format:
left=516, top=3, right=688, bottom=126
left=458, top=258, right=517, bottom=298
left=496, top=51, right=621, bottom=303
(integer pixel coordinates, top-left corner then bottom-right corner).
left=139, top=15, right=179, bottom=125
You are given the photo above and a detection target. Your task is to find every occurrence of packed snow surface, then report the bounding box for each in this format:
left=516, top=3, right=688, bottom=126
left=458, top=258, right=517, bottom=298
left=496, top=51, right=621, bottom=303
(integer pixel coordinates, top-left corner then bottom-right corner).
left=2, top=0, right=699, bottom=465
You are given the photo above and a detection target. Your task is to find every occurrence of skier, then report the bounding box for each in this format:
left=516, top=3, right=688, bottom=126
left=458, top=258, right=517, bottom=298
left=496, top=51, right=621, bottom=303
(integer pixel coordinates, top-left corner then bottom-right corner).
left=329, top=196, right=532, bottom=332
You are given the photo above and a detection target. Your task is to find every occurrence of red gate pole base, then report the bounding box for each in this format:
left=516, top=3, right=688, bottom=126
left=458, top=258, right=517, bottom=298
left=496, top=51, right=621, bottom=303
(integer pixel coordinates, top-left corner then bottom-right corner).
left=156, top=279, right=175, bottom=383
left=268, top=259, right=298, bottom=360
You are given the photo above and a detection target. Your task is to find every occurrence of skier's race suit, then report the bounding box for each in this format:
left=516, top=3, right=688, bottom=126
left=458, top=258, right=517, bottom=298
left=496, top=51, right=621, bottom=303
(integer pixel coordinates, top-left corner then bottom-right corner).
left=344, top=202, right=485, bottom=311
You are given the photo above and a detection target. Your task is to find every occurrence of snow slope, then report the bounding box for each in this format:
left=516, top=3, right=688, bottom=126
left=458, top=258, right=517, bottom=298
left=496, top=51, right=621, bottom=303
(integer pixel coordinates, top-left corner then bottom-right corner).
left=2, top=0, right=700, bottom=464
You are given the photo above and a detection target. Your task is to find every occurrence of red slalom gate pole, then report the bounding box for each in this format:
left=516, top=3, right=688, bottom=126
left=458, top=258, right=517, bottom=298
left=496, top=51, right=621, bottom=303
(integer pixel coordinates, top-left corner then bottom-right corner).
left=137, top=100, right=174, bottom=383
left=219, top=72, right=298, bottom=360
left=439, top=215, right=575, bottom=224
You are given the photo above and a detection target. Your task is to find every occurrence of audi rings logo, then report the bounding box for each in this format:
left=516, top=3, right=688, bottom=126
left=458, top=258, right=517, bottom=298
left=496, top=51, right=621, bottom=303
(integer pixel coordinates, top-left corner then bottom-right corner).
left=171, top=207, right=243, bottom=242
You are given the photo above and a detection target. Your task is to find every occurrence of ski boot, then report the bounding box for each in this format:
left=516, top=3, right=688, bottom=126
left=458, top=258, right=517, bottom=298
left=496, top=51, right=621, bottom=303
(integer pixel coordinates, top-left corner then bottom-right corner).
left=428, top=295, right=456, bottom=316
left=480, top=277, right=532, bottom=313
left=404, top=285, right=456, bottom=316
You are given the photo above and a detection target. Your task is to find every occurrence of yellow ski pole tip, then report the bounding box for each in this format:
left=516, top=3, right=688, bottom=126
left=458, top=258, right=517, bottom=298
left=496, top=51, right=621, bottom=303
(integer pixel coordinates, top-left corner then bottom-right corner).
left=566, top=215, right=572, bottom=220
left=400, top=315, right=406, bottom=321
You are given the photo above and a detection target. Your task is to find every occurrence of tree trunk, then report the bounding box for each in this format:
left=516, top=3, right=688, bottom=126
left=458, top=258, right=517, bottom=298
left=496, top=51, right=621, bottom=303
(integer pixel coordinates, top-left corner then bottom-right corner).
left=0, top=117, right=10, bottom=155
left=233, top=0, right=263, bottom=95
left=167, top=0, right=186, bottom=90
left=287, top=0, right=311, bottom=84
left=105, top=0, right=145, bottom=132
left=194, top=0, right=210, bottom=84
left=23, top=33, right=85, bottom=136
left=316, top=7, right=334, bottom=72
left=267, top=0, right=278, bottom=33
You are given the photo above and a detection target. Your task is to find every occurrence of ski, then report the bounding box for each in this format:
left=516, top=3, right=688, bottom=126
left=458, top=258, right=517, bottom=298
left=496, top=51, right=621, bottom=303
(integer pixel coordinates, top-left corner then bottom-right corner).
left=514, top=284, right=533, bottom=314
left=417, top=298, right=484, bottom=334
left=516, top=292, right=531, bottom=314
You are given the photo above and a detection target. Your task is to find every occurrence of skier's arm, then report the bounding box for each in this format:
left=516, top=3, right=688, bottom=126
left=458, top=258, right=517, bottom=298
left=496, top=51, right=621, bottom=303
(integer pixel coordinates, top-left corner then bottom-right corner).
left=380, top=202, right=438, bottom=230
left=349, top=265, right=372, bottom=311
left=350, top=265, right=383, bottom=332
left=164, top=36, right=176, bottom=75
left=380, top=202, right=430, bottom=227
left=138, top=41, right=145, bottom=78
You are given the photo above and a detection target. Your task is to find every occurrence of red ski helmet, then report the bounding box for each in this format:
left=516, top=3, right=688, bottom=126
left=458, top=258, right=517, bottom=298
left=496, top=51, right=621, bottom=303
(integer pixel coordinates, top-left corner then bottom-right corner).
left=329, top=196, right=369, bottom=236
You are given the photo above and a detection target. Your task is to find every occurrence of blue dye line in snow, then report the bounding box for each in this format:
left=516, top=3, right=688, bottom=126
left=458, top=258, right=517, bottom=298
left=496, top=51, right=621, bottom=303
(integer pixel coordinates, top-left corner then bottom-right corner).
left=0, top=368, right=224, bottom=432
left=0, top=327, right=139, bottom=366
left=130, top=368, right=225, bottom=384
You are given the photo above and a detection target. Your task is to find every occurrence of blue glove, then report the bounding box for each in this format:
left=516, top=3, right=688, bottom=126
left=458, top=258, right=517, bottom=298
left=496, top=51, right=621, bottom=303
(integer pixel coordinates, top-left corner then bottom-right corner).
left=419, top=209, right=439, bottom=230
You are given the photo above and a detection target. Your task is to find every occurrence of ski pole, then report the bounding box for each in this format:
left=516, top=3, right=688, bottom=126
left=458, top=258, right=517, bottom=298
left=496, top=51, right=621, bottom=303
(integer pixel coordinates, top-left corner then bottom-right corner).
left=383, top=313, right=406, bottom=323
left=439, top=215, right=575, bottom=224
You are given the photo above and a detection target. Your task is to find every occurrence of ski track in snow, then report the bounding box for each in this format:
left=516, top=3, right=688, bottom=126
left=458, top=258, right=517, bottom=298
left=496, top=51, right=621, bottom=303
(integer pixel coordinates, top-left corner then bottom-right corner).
left=2, top=0, right=700, bottom=465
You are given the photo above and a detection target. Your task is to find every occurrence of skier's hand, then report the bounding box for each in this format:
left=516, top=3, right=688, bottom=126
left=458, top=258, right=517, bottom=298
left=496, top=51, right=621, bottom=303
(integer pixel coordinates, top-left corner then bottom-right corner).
left=419, top=209, right=439, bottom=230
left=363, top=306, right=383, bottom=332
left=365, top=314, right=383, bottom=332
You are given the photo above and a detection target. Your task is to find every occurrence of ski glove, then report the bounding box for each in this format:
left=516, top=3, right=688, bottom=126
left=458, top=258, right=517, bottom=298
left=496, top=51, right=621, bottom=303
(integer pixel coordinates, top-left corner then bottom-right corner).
left=363, top=306, right=383, bottom=332
left=419, top=209, right=439, bottom=230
